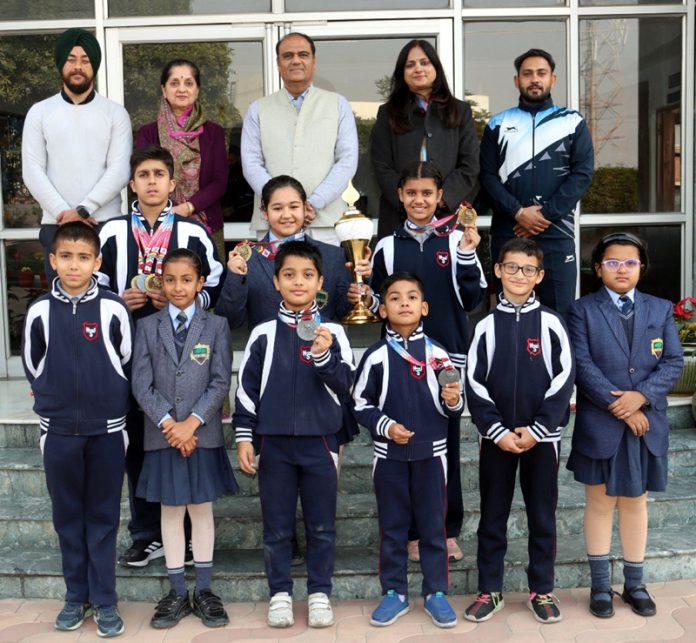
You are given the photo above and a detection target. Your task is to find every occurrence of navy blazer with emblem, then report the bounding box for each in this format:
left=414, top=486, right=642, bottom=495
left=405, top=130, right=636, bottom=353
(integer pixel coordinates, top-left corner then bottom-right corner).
left=132, top=304, right=232, bottom=451
left=567, top=287, right=683, bottom=460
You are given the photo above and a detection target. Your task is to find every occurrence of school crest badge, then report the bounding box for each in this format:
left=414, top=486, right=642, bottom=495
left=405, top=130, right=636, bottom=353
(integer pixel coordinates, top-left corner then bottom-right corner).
left=526, top=337, right=541, bottom=357
left=82, top=322, right=99, bottom=341
left=410, top=363, right=425, bottom=379
left=650, top=338, right=664, bottom=359
left=190, top=343, right=210, bottom=365
left=300, top=345, right=313, bottom=364
left=435, top=251, right=450, bottom=268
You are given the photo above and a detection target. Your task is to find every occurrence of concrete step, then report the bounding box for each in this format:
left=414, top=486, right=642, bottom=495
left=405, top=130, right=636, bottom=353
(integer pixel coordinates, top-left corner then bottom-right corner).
left=3, top=429, right=696, bottom=498
left=2, top=476, right=695, bottom=551
left=2, top=525, right=694, bottom=603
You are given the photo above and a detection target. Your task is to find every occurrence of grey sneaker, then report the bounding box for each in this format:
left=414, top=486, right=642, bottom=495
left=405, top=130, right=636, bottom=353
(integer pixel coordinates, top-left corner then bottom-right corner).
left=94, top=605, right=125, bottom=637
left=55, top=602, right=92, bottom=631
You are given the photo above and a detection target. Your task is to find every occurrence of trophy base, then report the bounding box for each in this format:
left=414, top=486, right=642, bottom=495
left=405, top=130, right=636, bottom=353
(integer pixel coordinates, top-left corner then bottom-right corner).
left=342, top=306, right=380, bottom=325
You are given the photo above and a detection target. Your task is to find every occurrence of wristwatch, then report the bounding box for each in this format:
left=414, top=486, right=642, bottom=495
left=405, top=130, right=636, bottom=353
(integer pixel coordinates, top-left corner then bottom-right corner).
left=76, top=205, right=90, bottom=220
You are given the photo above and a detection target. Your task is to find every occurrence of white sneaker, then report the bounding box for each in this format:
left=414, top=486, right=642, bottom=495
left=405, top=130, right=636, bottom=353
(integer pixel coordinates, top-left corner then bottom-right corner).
left=267, top=592, right=294, bottom=628
left=308, top=592, right=335, bottom=628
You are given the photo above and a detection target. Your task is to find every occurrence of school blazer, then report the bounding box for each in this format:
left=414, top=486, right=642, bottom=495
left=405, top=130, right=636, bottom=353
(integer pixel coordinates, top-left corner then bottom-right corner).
left=567, top=288, right=683, bottom=459
left=132, top=305, right=232, bottom=451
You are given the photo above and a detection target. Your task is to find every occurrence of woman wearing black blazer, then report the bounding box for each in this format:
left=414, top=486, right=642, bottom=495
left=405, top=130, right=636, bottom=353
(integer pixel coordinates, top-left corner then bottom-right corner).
left=370, top=39, right=480, bottom=239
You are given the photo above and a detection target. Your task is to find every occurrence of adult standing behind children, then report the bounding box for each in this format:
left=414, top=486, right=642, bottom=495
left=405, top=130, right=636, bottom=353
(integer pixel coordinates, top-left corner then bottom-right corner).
left=22, top=28, right=132, bottom=280
left=136, top=59, right=228, bottom=258
left=98, top=145, right=224, bottom=570
left=241, top=32, right=358, bottom=245
left=22, top=222, right=133, bottom=637
left=478, top=48, right=594, bottom=316
left=370, top=39, right=479, bottom=239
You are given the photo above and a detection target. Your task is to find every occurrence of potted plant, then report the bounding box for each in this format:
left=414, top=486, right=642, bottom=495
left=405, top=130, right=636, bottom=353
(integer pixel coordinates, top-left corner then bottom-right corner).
left=671, top=297, right=696, bottom=394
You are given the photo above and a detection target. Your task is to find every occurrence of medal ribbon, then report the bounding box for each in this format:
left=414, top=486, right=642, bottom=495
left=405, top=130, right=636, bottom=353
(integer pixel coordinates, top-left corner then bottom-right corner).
left=238, top=232, right=305, bottom=260
left=132, top=209, right=175, bottom=276
left=405, top=200, right=474, bottom=238
left=278, top=306, right=321, bottom=328
left=387, top=336, right=443, bottom=370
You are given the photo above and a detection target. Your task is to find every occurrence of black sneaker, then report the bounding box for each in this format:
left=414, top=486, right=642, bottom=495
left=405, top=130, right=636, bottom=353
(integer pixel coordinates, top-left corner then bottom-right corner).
left=118, top=539, right=164, bottom=568
left=528, top=592, right=562, bottom=623
left=463, top=592, right=504, bottom=622
left=193, top=589, right=229, bottom=628
left=185, top=540, right=193, bottom=566
left=151, top=590, right=192, bottom=629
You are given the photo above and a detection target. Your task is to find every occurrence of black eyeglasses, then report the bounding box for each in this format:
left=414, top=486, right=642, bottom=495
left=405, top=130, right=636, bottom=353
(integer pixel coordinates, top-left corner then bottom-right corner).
left=499, top=262, right=541, bottom=277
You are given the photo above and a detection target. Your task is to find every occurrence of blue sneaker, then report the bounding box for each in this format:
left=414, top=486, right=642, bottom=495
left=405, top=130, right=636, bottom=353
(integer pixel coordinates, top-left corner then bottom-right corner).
left=424, top=592, right=457, bottom=628
left=370, top=590, right=410, bottom=627
left=55, top=602, right=92, bottom=631
left=94, top=605, right=125, bottom=638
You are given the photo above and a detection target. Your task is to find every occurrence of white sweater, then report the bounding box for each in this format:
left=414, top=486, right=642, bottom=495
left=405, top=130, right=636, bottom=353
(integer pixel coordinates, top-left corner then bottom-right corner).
left=21, top=92, right=132, bottom=224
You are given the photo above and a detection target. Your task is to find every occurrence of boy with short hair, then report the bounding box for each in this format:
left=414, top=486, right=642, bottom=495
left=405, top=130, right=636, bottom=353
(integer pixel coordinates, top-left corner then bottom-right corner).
left=353, top=271, right=463, bottom=629
left=22, top=222, right=133, bottom=637
left=98, top=145, right=225, bottom=568
left=233, top=240, right=355, bottom=629
left=464, top=238, right=574, bottom=624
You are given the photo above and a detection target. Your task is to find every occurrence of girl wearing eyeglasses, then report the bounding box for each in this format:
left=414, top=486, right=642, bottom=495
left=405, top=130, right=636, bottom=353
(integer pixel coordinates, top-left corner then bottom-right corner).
left=566, top=232, right=683, bottom=619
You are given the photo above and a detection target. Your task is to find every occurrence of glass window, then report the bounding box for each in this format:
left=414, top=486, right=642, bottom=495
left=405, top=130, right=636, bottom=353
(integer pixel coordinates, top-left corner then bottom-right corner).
left=122, top=41, right=264, bottom=223
left=464, top=0, right=563, bottom=6
left=581, top=0, right=676, bottom=5
left=5, top=239, right=48, bottom=355
left=109, top=0, right=270, bottom=17
left=1, top=34, right=64, bottom=230
left=463, top=21, right=567, bottom=120
left=287, top=0, right=446, bottom=10
left=579, top=225, right=680, bottom=302
left=0, top=0, right=93, bottom=20
left=580, top=17, right=682, bottom=214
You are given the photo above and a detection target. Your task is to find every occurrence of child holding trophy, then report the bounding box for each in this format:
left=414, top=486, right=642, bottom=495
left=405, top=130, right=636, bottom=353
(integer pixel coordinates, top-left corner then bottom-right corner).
left=233, top=240, right=355, bottom=629
left=365, top=160, right=486, bottom=562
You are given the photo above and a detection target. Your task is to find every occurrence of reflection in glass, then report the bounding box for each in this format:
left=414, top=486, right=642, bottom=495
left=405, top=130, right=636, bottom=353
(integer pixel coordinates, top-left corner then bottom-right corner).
left=0, top=0, right=93, bottom=20
left=580, top=18, right=681, bottom=214
left=581, top=0, right=676, bottom=5
left=462, top=21, right=567, bottom=119
left=1, top=34, right=63, bottom=229
left=123, top=41, right=263, bottom=223
left=579, top=226, right=680, bottom=302
left=464, top=0, right=563, bottom=5
left=109, top=0, right=269, bottom=17
left=5, top=240, right=48, bottom=355
left=287, top=0, right=446, bottom=9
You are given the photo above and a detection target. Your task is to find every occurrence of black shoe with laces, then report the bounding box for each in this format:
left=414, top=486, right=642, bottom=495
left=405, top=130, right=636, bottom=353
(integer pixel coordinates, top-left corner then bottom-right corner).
left=150, top=590, right=192, bottom=629
left=193, top=589, right=229, bottom=628
left=118, top=539, right=164, bottom=568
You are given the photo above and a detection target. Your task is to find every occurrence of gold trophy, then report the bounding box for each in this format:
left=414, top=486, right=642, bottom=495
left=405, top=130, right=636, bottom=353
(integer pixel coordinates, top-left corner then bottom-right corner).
left=334, top=182, right=380, bottom=324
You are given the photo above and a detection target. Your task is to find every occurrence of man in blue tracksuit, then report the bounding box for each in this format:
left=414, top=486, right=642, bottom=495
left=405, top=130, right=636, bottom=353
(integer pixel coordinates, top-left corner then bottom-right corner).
left=479, top=48, right=594, bottom=317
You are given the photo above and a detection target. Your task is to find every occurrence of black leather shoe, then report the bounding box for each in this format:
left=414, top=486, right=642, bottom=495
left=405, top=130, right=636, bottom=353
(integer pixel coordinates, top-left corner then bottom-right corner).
left=589, top=587, right=614, bottom=618
left=193, top=589, right=229, bottom=628
left=621, top=585, right=656, bottom=616
left=151, top=590, right=191, bottom=629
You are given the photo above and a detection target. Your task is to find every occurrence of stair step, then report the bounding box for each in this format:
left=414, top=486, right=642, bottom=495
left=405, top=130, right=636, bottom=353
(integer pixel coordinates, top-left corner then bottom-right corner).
left=2, top=526, right=694, bottom=602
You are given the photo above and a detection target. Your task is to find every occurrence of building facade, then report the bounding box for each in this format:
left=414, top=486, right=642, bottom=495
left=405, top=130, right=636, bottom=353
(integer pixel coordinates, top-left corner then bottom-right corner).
left=0, top=0, right=693, bottom=376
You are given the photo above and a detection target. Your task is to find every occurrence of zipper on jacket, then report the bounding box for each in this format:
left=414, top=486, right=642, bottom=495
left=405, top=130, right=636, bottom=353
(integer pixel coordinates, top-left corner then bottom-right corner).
left=512, top=304, right=522, bottom=424
left=531, top=112, right=537, bottom=201
left=73, top=299, right=79, bottom=435
left=292, top=314, right=298, bottom=436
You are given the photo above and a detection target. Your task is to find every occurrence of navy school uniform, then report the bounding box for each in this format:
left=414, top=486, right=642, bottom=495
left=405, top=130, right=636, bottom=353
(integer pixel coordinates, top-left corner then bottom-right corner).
left=132, top=304, right=238, bottom=506
left=370, top=225, right=486, bottom=538
left=353, top=324, right=463, bottom=596
left=465, top=295, right=574, bottom=593
left=233, top=303, right=355, bottom=596
left=566, top=287, right=683, bottom=496
left=22, top=277, right=133, bottom=606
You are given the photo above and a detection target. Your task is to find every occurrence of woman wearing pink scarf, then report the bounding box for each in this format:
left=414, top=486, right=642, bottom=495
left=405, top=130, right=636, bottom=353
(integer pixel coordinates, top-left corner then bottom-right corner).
left=137, top=59, right=228, bottom=256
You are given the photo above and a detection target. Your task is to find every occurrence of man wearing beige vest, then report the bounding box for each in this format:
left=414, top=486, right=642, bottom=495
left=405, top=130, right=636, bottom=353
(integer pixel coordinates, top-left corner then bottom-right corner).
left=241, top=32, right=358, bottom=245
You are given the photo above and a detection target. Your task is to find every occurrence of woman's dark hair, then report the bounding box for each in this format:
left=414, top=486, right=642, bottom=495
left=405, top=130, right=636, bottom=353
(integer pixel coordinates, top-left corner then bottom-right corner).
left=385, top=40, right=459, bottom=134
left=397, top=160, right=444, bottom=191
left=591, top=231, right=649, bottom=276
left=261, top=175, right=307, bottom=210
left=160, top=59, right=201, bottom=88
left=163, top=248, right=202, bottom=278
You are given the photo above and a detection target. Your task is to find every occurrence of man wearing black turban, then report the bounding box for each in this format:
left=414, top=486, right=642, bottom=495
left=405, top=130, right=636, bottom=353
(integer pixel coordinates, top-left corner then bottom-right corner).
left=22, top=27, right=132, bottom=281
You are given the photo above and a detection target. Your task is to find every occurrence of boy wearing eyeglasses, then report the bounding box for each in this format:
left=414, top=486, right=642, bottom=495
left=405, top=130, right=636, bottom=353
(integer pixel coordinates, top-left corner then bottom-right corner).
left=464, top=238, right=575, bottom=624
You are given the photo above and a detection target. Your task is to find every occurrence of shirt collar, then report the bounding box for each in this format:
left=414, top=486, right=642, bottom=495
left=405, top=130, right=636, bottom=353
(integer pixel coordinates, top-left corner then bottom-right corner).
left=278, top=300, right=319, bottom=325
left=517, top=95, right=553, bottom=114
left=285, top=86, right=311, bottom=112
left=168, top=302, right=196, bottom=328
left=605, top=286, right=635, bottom=309
left=60, top=88, right=96, bottom=105
left=386, top=322, right=424, bottom=344
left=268, top=229, right=305, bottom=243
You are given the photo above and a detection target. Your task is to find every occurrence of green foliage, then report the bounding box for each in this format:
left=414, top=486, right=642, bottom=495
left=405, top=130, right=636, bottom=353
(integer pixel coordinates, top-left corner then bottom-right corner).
left=0, top=1, right=93, bottom=21
left=582, top=166, right=639, bottom=214
left=354, top=115, right=375, bottom=157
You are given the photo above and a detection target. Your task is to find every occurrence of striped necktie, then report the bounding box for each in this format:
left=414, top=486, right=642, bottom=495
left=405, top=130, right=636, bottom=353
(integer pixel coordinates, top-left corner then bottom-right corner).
left=619, top=296, right=634, bottom=316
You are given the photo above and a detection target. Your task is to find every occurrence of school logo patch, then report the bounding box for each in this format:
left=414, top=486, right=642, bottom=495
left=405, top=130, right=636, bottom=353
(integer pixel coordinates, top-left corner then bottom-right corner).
left=410, top=363, right=425, bottom=379
left=300, top=345, right=313, bottom=364
left=190, top=343, right=210, bottom=366
left=651, top=338, right=664, bottom=359
left=526, top=338, right=541, bottom=357
left=435, top=251, right=450, bottom=268
left=82, top=322, right=99, bottom=341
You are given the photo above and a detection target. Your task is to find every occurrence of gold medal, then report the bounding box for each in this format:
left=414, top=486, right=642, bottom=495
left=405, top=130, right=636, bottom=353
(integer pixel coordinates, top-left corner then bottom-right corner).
left=457, top=202, right=478, bottom=227
left=236, top=241, right=253, bottom=262
left=130, top=276, right=140, bottom=290
left=144, top=274, right=162, bottom=291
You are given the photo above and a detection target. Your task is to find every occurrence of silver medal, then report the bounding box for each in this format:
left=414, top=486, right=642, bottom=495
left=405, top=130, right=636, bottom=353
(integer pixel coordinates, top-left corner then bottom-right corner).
left=438, top=368, right=460, bottom=386
left=297, top=319, right=319, bottom=341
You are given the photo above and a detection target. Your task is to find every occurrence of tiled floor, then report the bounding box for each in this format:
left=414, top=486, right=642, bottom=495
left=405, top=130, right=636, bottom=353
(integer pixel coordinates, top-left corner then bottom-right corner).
left=1, top=580, right=696, bottom=642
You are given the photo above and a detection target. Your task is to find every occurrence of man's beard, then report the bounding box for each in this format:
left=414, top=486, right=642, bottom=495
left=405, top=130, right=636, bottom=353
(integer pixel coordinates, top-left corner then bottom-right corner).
left=520, top=86, right=551, bottom=104
left=62, top=72, right=93, bottom=95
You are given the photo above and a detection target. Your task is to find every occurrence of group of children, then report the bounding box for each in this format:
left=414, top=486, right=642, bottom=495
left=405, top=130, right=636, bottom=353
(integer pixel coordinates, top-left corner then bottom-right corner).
left=22, top=149, right=683, bottom=636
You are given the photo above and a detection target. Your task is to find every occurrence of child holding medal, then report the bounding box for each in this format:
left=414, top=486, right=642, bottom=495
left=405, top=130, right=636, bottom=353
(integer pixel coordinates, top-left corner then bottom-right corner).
left=353, top=271, right=463, bottom=628
left=232, top=240, right=355, bottom=629
left=132, top=248, right=236, bottom=629
left=566, top=233, right=682, bottom=618
left=364, top=160, right=486, bottom=563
